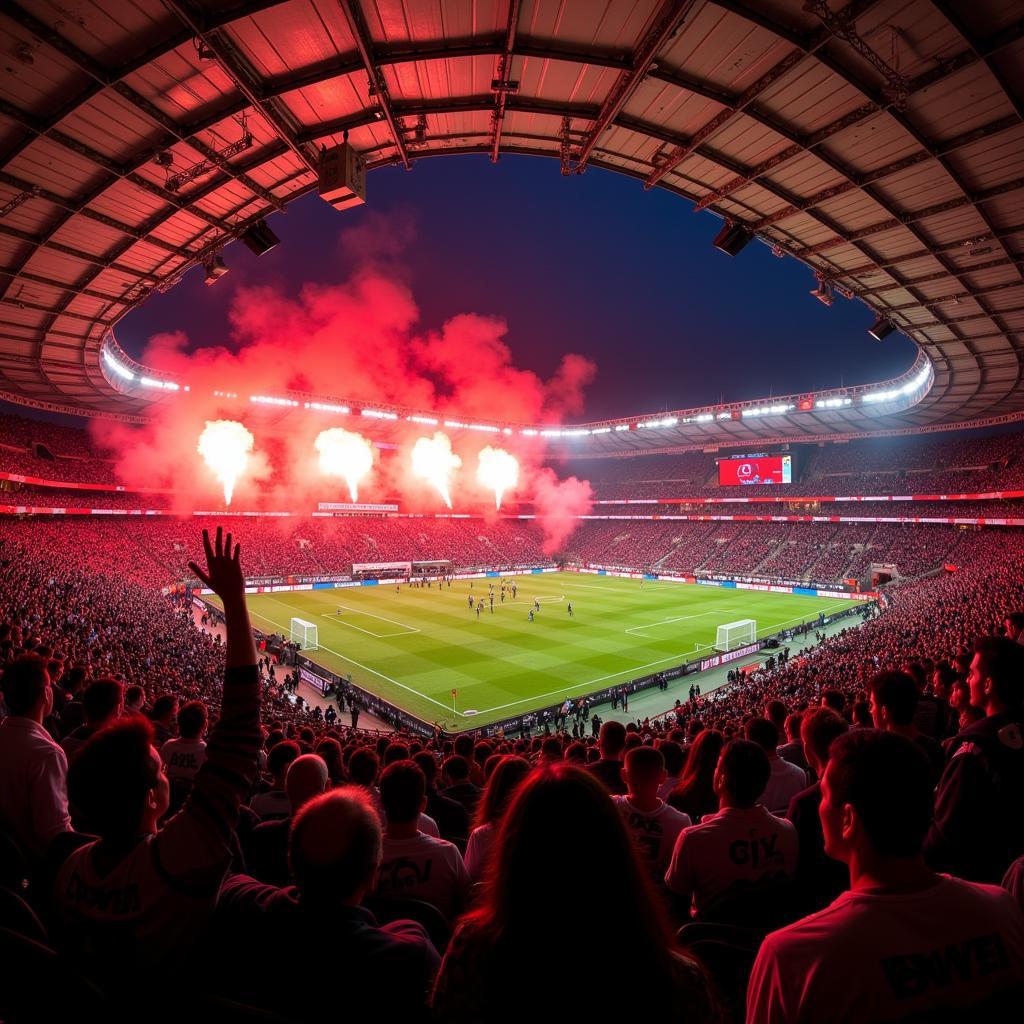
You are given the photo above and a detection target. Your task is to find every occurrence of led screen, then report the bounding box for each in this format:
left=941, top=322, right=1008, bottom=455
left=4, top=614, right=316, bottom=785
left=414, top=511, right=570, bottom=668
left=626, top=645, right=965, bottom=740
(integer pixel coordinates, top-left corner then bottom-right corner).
left=718, top=454, right=792, bottom=486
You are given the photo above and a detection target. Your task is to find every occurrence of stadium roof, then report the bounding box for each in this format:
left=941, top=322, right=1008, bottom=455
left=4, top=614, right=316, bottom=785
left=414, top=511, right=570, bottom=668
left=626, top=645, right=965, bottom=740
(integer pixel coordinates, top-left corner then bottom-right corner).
left=0, top=0, right=1021, bottom=454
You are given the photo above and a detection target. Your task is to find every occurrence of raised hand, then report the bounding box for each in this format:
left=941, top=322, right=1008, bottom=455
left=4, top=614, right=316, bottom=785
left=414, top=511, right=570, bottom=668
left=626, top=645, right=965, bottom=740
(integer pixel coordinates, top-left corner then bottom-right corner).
left=189, top=527, right=245, bottom=603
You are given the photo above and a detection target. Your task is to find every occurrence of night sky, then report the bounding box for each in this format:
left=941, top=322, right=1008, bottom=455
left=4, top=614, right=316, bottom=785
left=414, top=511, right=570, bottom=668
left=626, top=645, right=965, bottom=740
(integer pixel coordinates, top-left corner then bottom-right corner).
left=117, top=154, right=918, bottom=422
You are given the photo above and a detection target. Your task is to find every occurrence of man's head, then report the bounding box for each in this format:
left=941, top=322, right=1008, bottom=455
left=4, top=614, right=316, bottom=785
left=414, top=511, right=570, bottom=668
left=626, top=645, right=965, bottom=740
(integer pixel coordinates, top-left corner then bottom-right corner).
left=285, top=754, right=329, bottom=813
left=800, top=707, right=848, bottom=777
left=968, top=636, right=1024, bottom=714
left=347, top=747, right=379, bottom=788
left=743, top=717, right=780, bottom=759
left=267, top=739, right=301, bottom=786
left=150, top=694, right=177, bottom=726
left=379, top=759, right=426, bottom=826
left=783, top=712, right=803, bottom=743
left=714, top=739, right=770, bottom=809
left=442, top=754, right=470, bottom=786
left=820, top=730, right=932, bottom=867
left=289, top=788, right=382, bottom=904
left=0, top=655, right=52, bottom=720
left=868, top=671, right=919, bottom=731
left=177, top=700, right=208, bottom=741
left=124, top=684, right=146, bottom=713
left=1004, top=611, right=1024, bottom=643
left=658, top=740, right=685, bottom=778
left=622, top=745, right=666, bottom=800
left=81, top=678, right=123, bottom=728
left=598, top=720, right=627, bottom=759
left=68, top=718, right=169, bottom=842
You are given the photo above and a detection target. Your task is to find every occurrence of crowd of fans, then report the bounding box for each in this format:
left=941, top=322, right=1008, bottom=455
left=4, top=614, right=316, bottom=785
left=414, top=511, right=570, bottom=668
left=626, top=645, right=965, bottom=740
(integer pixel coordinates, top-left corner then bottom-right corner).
left=0, top=512, right=1022, bottom=1020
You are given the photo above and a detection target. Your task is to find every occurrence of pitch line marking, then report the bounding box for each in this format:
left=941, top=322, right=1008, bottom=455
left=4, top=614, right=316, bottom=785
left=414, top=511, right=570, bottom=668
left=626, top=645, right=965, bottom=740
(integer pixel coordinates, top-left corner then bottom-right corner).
left=318, top=604, right=419, bottom=638
left=625, top=609, right=723, bottom=638
left=252, top=600, right=454, bottom=714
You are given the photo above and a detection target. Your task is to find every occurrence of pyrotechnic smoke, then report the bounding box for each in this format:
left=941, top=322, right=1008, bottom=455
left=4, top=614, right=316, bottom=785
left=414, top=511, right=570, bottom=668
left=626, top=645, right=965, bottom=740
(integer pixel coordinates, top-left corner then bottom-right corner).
left=531, top=467, right=593, bottom=555
left=411, top=432, right=461, bottom=508
left=315, top=428, right=374, bottom=502
left=476, top=446, right=519, bottom=510
left=197, top=420, right=254, bottom=506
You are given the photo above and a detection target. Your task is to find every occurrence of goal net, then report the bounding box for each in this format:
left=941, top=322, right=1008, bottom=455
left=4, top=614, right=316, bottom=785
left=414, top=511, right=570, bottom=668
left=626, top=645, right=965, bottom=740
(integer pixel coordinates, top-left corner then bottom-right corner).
left=716, top=619, right=756, bottom=651
left=290, top=617, right=319, bottom=651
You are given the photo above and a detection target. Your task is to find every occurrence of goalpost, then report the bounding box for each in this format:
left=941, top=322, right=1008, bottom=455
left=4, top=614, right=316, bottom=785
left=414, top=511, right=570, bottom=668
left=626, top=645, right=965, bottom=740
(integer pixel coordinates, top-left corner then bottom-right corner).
left=290, top=617, right=319, bottom=651
left=716, top=618, right=757, bottom=651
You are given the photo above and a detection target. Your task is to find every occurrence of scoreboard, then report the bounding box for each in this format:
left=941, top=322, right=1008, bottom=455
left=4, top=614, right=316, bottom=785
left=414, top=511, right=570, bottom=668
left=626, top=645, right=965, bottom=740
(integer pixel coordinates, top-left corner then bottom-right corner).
left=719, top=454, right=792, bottom=486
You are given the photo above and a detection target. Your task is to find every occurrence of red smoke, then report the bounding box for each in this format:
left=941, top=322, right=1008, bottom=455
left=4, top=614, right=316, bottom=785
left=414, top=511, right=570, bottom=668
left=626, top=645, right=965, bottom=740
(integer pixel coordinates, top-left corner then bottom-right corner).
left=92, top=223, right=596, bottom=544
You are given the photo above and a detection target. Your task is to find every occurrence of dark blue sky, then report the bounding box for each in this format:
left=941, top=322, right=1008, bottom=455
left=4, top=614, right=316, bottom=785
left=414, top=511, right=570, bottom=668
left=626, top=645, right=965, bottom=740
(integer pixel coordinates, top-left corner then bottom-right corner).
left=118, top=154, right=916, bottom=421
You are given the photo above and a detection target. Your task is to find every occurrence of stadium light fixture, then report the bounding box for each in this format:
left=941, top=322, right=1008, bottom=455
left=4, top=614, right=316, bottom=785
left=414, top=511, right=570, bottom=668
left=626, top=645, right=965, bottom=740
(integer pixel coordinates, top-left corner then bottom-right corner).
left=204, top=254, right=229, bottom=285
left=810, top=276, right=834, bottom=306
left=712, top=221, right=753, bottom=256
left=868, top=316, right=895, bottom=341
left=239, top=219, right=280, bottom=257
left=360, top=409, right=398, bottom=420
left=103, top=350, right=135, bottom=381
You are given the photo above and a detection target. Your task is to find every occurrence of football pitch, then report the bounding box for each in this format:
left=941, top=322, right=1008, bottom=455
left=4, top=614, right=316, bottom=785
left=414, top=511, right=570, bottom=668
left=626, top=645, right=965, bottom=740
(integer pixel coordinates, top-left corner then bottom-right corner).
left=219, top=573, right=854, bottom=731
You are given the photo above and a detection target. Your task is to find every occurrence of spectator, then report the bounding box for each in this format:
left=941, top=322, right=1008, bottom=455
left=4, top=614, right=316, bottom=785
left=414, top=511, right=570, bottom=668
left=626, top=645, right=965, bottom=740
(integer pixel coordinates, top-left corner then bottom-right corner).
left=216, top=788, right=439, bottom=1020
left=868, top=671, right=945, bottom=783
left=123, top=684, right=146, bottom=716
left=925, top=636, right=1024, bottom=882
left=60, top=677, right=123, bottom=762
left=1005, top=610, right=1024, bottom=645
left=778, top=712, right=808, bottom=771
left=787, top=708, right=849, bottom=911
left=745, top=717, right=808, bottom=815
left=250, top=739, right=300, bottom=820
left=377, top=760, right=471, bottom=920
left=245, top=753, right=329, bottom=886
left=656, top=739, right=685, bottom=799
left=667, top=728, right=724, bottom=820
left=414, top=750, right=469, bottom=845
left=664, top=739, right=798, bottom=919
left=440, top=754, right=481, bottom=818
left=748, top=730, right=1024, bottom=1023
left=464, top=755, right=530, bottom=882
left=160, top=699, right=208, bottom=786
left=52, top=527, right=261, bottom=975
left=586, top=720, right=628, bottom=795
left=432, top=765, right=717, bottom=1022
left=613, top=745, right=692, bottom=882
left=149, top=693, right=178, bottom=747
left=0, top=654, right=71, bottom=857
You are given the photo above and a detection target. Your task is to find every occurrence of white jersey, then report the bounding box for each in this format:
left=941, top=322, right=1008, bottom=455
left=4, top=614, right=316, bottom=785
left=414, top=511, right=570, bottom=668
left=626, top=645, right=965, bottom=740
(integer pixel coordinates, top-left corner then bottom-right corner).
left=160, top=738, right=207, bottom=783
left=760, top=756, right=809, bottom=815
left=612, top=796, right=692, bottom=878
left=747, top=875, right=1024, bottom=1024
left=464, top=821, right=497, bottom=883
left=664, top=804, right=798, bottom=916
left=378, top=831, right=471, bottom=920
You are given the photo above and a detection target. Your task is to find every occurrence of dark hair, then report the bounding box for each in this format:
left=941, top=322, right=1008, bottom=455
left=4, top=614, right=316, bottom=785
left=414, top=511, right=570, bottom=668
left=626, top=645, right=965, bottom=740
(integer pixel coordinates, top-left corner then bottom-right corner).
left=463, top=765, right=695, bottom=1003
left=443, top=754, right=470, bottom=782
left=541, top=736, right=562, bottom=760
left=268, top=739, right=301, bottom=779
left=347, top=746, right=379, bottom=787
left=658, top=740, right=685, bottom=777
left=624, top=745, right=664, bottom=778
left=68, top=717, right=159, bottom=842
left=290, top=788, right=381, bottom=901
left=150, top=694, right=177, bottom=721
left=379, top=759, right=425, bottom=824
left=827, top=730, right=933, bottom=857
left=598, top=720, right=626, bottom=756
left=800, top=707, right=848, bottom=765
left=0, top=655, right=49, bottom=716
left=476, top=756, right=530, bottom=827
left=869, top=671, right=919, bottom=727
left=453, top=734, right=474, bottom=758
left=82, top=678, right=123, bottom=726
left=124, top=684, right=145, bottom=707
left=717, top=739, right=770, bottom=807
left=176, top=700, right=208, bottom=740
left=974, top=635, right=1024, bottom=708
left=413, top=750, right=438, bottom=785
left=315, top=737, right=344, bottom=783
left=743, top=716, right=779, bottom=753
left=822, top=689, right=845, bottom=713
left=383, top=742, right=410, bottom=765
left=765, top=699, right=787, bottom=731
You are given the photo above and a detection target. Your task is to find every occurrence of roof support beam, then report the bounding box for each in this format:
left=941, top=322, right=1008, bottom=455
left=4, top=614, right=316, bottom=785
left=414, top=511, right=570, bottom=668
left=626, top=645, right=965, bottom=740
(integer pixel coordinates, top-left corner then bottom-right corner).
left=337, top=0, right=411, bottom=169
left=490, top=0, right=523, bottom=162
left=574, top=0, right=698, bottom=173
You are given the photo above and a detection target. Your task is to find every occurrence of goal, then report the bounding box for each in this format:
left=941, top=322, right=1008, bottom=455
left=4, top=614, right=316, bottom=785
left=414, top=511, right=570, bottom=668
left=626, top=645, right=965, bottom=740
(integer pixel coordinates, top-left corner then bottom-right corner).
left=716, top=619, right=756, bottom=651
left=290, top=617, right=319, bottom=651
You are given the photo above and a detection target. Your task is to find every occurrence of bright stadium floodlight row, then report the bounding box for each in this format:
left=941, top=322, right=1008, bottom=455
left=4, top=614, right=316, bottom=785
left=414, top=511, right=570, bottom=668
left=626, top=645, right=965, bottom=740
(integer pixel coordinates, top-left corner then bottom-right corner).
left=99, top=340, right=933, bottom=438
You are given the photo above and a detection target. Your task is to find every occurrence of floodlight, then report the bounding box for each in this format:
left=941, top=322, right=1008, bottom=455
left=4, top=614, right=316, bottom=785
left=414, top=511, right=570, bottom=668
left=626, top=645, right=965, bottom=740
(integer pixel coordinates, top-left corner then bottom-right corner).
left=868, top=316, right=895, bottom=341
left=712, top=222, right=753, bottom=256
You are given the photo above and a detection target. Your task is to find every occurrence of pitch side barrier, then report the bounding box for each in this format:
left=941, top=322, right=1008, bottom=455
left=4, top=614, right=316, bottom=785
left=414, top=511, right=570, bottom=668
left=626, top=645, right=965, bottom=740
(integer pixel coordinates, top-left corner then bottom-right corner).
left=191, top=566, right=874, bottom=738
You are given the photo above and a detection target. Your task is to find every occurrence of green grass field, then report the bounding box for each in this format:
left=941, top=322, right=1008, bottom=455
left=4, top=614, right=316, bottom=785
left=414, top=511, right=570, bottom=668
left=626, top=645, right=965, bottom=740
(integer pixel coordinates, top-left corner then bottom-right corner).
left=212, top=573, right=854, bottom=731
